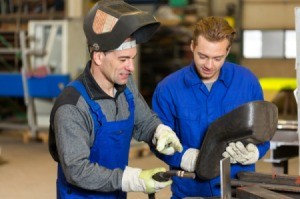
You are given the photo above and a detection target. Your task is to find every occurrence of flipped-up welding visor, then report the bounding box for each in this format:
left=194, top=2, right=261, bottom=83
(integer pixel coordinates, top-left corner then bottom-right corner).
left=83, top=0, right=160, bottom=52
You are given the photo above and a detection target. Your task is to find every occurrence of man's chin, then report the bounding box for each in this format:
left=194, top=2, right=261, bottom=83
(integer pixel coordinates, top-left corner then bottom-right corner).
left=116, top=80, right=128, bottom=85
left=201, top=75, right=212, bottom=81
left=200, top=72, right=216, bottom=81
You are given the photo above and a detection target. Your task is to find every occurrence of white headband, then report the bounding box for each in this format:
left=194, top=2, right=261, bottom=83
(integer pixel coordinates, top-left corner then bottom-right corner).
left=114, top=40, right=136, bottom=51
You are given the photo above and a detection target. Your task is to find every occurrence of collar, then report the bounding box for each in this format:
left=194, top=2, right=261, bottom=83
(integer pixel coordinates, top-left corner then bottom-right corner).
left=184, top=61, right=233, bottom=88
left=218, top=62, right=233, bottom=88
left=80, top=60, right=126, bottom=100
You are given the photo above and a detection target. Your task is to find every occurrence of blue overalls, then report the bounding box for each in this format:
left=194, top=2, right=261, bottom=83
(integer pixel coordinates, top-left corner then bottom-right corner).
left=57, top=80, right=134, bottom=199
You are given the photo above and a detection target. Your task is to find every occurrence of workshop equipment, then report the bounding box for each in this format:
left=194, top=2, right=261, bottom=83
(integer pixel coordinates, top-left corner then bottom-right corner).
left=0, top=31, right=70, bottom=141
left=262, top=89, right=298, bottom=174
left=219, top=157, right=299, bottom=199
left=220, top=157, right=231, bottom=199
left=180, top=158, right=300, bottom=199
left=195, top=100, right=278, bottom=180
left=232, top=172, right=300, bottom=198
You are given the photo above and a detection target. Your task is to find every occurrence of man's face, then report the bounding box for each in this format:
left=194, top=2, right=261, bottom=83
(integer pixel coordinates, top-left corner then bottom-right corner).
left=191, top=35, right=229, bottom=83
left=100, top=47, right=137, bottom=86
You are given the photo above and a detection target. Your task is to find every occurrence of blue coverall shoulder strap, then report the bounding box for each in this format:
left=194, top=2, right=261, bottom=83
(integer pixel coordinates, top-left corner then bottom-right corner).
left=67, top=81, right=135, bottom=130
left=123, top=86, right=134, bottom=110
left=67, top=80, right=106, bottom=128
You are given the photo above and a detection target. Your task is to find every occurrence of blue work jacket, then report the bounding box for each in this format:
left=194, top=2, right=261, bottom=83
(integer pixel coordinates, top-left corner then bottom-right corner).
left=152, top=61, right=270, bottom=198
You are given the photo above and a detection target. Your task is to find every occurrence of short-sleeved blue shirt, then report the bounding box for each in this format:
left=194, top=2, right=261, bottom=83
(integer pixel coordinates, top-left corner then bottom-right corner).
left=152, top=61, right=270, bottom=198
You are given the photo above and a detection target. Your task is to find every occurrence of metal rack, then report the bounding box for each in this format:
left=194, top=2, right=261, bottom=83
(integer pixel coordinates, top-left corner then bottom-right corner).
left=0, top=18, right=87, bottom=142
left=0, top=30, right=70, bottom=142
left=0, top=0, right=65, bottom=70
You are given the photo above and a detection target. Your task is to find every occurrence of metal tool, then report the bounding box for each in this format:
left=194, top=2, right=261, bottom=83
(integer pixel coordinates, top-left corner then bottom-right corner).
left=152, top=170, right=196, bottom=182
left=148, top=170, right=196, bottom=199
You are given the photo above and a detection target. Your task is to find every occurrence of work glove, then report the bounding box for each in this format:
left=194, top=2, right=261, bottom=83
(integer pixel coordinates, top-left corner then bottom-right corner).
left=122, top=166, right=172, bottom=194
left=180, top=148, right=199, bottom=172
left=152, top=124, right=183, bottom=155
left=222, top=141, right=259, bottom=165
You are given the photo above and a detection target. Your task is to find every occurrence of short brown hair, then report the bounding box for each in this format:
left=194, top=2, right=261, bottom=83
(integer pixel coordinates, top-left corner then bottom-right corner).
left=192, top=16, right=236, bottom=47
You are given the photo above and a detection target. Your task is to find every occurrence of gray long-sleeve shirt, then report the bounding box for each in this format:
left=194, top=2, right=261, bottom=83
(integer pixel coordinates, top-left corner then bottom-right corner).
left=48, top=61, right=161, bottom=192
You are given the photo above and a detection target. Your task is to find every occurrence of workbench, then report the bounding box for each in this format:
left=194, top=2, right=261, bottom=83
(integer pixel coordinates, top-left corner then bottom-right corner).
left=0, top=72, right=70, bottom=141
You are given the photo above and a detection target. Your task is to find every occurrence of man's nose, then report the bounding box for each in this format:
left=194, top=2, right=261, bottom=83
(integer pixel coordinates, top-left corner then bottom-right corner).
left=205, top=58, right=213, bottom=68
left=126, top=60, right=135, bottom=72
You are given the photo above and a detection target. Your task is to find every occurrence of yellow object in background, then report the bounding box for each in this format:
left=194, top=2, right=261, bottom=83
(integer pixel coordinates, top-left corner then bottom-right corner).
left=259, top=77, right=297, bottom=91
left=259, top=77, right=297, bottom=102
left=224, top=16, right=235, bottom=28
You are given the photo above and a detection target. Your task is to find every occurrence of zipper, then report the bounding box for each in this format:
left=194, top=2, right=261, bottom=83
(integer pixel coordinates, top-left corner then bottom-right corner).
left=114, top=98, right=118, bottom=120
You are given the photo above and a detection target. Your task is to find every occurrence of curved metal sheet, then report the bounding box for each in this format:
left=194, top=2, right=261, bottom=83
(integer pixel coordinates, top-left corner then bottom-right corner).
left=195, top=100, right=278, bottom=180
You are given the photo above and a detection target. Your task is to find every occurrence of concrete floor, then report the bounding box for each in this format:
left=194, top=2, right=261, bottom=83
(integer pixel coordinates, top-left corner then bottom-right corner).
left=0, top=130, right=299, bottom=199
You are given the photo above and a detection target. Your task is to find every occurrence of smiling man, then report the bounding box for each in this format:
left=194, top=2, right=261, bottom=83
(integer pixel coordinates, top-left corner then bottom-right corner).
left=152, top=16, right=270, bottom=198
left=48, top=0, right=183, bottom=198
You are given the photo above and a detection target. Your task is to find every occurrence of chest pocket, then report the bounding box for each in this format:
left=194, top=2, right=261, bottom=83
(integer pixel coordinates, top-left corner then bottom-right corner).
left=174, top=105, right=205, bottom=148
left=175, top=105, right=202, bottom=121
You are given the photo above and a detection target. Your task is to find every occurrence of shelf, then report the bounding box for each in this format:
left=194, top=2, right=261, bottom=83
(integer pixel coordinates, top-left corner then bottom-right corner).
left=0, top=12, right=65, bottom=20
left=0, top=48, right=20, bottom=54
left=0, top=8, right=67, bottom=83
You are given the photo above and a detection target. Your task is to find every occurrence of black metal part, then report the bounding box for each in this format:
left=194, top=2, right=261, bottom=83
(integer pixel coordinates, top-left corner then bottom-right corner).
left=231, top=171, right=300, bottom=198
left=236, top=171, right=300, bottom=187
left=236, top=186, right=294, bottom=199
left=148, top=170, right=196, bottom=199
left=152, top=170, right=196, bottom=182
left=195, top=101, right=278, bottom=180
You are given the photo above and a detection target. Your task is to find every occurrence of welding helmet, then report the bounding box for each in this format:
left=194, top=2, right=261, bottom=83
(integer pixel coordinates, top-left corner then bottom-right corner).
left=83, top=0, right=160, bottom=52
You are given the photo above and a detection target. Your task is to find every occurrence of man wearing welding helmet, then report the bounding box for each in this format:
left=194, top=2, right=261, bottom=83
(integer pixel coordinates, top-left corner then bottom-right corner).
left=48, top=0, right=183, bottom=198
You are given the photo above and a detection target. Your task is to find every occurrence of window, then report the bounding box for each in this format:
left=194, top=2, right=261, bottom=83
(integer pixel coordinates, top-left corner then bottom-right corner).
left=243, top=30, right=262, bottom=58
left=243, top=30, right=296, bottom=59
left=285, top=30, right=296, bottom=58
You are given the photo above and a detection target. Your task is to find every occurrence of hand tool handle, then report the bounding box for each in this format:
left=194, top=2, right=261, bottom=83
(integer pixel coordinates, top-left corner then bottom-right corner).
left=148, top=170, right=195, bottom=199
left=152, top=170, right=196, bottom=182
left=148, top=193, right=155, bottom=199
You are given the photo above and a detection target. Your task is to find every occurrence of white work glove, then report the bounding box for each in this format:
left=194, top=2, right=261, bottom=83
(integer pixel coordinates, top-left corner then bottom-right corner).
left=180, top=148, right=199, bottom=172
left=222, top=141, right=259, bottom=165
left=152, top=124, right=183, bottom=155
left=122, top=166, right=172, bottom=194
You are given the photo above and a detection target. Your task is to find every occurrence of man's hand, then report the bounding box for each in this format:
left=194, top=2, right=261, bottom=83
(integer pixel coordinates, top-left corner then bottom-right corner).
left=222, top=141, right=259, bottom=165
left=180, top=148, right=199, bottom=172
left=122, top=166, right=172, bottom=194
left=152, top=124, right=183, bottom=155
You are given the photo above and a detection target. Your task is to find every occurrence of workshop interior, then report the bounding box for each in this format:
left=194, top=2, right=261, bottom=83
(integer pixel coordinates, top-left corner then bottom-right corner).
left=0, top=0, right=300, bottom=198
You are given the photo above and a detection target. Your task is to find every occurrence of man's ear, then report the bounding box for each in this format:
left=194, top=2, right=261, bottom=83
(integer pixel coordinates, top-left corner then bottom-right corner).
left=93, top=51, right=103, bottom=65
left=190, top=40, right=194, bottom=52
left=226, top=47, right=231, bottom=56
